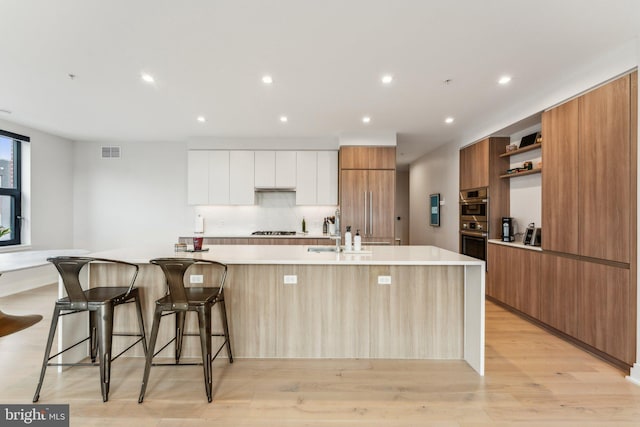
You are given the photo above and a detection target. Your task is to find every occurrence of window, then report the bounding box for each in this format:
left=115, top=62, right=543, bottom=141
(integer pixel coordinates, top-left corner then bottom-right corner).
left=0, top=130, right=27, bottom=246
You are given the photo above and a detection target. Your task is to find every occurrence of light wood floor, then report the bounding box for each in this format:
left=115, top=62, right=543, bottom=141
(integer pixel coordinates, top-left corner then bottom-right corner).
left=1, top=284, right=640, bottom=426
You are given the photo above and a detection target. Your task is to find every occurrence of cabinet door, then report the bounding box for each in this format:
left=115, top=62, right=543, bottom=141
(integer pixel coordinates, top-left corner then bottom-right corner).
left=339, top=146, right=370, bottom=169
left=295, top=151, right=317, bottom=205
left=275, top=151, right=296, bottom=188
left=317, top=151, right=338, bottom=205
left=540, top=253, right=579, bottom=336
left=229, top=151, right=255, bottom=205
left=577, top=261, right=633, bottom=365
left=187, top=151, right=209, bottom=205
left=340, top=170, right=367, bottom=234
left=459, top=139, right=488, bottom=190
left=254, top=151, right=275, bottom=188
left=541, top=99, right=579, bottom=254
left=578, top=76, right=631, bottom=263
left=368, top=170, right=395, bottom=239
left=486, top=243, right=508, bottom=302
left=208, top=151, right=230, bottom=204
left=339, top=146, right=395, bottom=170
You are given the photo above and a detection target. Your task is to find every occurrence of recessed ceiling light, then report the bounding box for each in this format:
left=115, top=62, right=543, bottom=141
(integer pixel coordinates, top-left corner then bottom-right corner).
left=280, top=115, right=288, bottom=123
left=262, top=75, right=273, bottom=85
left=445, top=117, right=454, bottom=124
left=141, top=73, right=155, bottom=84
left=498, top=75, right=512, bottom=85
left=362, top=116, right=371, bottom=124
left=381, top=75, right=393, bottom=85
left=197, top=116, right=206, bottom=123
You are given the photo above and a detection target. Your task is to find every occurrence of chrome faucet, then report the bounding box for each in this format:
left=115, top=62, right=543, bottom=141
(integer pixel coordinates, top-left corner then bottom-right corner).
left=334, top=207, right=341, bottom=251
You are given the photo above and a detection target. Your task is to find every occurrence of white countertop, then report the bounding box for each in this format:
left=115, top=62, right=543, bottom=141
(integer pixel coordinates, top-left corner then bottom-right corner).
left=89, top=245, right=485, bottom=266
left=488, top=239, right=543, bottom=252
left=181, top=233, right=333, bottom=239
left=0, top=249, right=90, bottom=273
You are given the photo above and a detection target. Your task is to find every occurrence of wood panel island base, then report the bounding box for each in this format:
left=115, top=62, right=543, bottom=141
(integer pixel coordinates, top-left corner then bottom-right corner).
left=63, top=245, right=485, bottom=375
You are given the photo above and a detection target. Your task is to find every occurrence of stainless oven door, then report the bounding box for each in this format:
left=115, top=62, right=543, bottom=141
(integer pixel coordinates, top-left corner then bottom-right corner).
left=460, top=202, right=487, bottom=221
left=460, top=231, right=487, bottom=261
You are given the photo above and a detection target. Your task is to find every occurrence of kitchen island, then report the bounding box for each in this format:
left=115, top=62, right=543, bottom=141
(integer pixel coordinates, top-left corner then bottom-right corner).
left=65, top=245, right=485, bottom=375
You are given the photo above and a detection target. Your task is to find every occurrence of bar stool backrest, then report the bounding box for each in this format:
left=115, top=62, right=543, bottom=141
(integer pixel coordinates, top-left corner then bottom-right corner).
left=150, top=258, right=228, bottom=311
left=47, top=256, right=94, bottom=310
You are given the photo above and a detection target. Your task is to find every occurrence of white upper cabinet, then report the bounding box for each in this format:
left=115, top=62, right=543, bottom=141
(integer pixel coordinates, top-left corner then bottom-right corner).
left=187, top=151, right=210, bottom=205
left=295, top=151, right=338, bottom=205
left=255, top=151, right=296, bottom=188
left=229, top=151, right=255, bottom=205
left=254, top=151, right=276, bottom=188
left=296, top=151, right=317, bottom=205
left=208, top=151, right=230, bottom=204
left=275, top=151, right=296, bottom=188
left=317, top=151, right=338, bottom=205
left=187, top=149, right=336, bottom=206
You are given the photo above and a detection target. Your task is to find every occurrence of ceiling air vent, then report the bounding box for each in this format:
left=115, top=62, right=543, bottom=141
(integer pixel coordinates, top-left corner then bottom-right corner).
left=101, top=146, right=121, bottom=159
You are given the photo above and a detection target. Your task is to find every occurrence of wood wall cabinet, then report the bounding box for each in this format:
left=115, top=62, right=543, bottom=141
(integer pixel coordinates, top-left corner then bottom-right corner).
left=339, top=146, right=396, bottom=170
left=459, top=137, right=510, bottom=240
left=539, top=253, right=579, bottom=337
left=487, top=243, right=540, bottom=318
left=542, top=72, right=636, bottom=263
left=541, top=99, right=579, bottom=254
left=459, top=140, right=489, bottom=190
left=339, top=146, right=396, bottom=242
left=577, top=260, right=634, bottom=365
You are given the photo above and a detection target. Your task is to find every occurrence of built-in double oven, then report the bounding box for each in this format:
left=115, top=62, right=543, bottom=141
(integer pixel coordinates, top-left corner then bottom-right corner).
left=460, top=187, right=488, bottom=261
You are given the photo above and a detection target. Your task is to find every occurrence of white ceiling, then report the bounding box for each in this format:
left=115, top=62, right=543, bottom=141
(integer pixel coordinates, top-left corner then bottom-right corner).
left=0, top=1, right=638, bottom=165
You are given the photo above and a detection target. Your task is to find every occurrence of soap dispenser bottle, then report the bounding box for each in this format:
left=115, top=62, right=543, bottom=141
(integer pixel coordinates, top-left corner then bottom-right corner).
left=354, top=229, right=361, bottom=251
left=344, top=226, right=352, bottom=251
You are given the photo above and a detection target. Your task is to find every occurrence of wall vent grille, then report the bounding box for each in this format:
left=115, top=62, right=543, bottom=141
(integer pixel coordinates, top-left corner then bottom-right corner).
left=101, top=146, right=121, bottom=158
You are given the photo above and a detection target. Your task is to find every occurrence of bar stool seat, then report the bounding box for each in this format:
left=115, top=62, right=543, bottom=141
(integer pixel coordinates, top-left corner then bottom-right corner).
left=33, top=256, right=147, bottom=402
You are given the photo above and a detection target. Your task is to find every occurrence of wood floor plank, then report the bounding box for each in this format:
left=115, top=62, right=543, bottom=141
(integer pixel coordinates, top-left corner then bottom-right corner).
left=1, top=284, right=640, bottom=426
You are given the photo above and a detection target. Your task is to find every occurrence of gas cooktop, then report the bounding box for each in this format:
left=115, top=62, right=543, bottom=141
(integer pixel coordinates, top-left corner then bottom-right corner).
left=251, top=231, right=297, bottom=236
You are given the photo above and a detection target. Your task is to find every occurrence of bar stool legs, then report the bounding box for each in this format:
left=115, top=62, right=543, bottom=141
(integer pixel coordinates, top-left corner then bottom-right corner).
left=139, top=306, right=162, bottom=404
left=33, top=306, right=61, bottom=403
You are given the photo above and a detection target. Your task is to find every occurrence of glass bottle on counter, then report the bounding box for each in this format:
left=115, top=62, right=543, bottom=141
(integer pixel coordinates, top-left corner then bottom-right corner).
left=322, top=218, right=328, bottom=235
left=302, top=217, right=307, bottom=233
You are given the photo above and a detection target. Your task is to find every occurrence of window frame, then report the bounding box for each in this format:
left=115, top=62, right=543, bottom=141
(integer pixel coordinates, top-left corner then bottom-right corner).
left=0, top=129, right=27, bottom=247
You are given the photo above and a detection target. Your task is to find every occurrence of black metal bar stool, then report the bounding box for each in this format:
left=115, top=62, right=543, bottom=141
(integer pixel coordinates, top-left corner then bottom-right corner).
left=33, top=256, right=147, bottom=402
left=138, top=258, right=232, bottom=403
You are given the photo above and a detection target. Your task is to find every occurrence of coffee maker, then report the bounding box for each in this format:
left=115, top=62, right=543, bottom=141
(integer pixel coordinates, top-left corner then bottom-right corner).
left=502, top=217, right=515, bottom=242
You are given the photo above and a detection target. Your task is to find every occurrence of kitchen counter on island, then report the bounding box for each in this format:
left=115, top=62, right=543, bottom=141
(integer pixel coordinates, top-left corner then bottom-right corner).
left=62, top=245, right=485, bottom=375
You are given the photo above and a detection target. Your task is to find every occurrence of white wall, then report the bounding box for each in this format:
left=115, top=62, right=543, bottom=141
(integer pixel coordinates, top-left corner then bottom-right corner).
left=73, top=140, right=193, bottom=251
left=409, top=141, right=459, bottom=250
left=72, top=140, right=339, bottom=251
left=0, top=118, right=74, bottom=250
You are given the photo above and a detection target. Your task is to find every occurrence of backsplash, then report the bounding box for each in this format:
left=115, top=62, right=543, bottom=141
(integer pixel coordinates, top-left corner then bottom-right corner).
left=190, top=192, right=337, bottom=235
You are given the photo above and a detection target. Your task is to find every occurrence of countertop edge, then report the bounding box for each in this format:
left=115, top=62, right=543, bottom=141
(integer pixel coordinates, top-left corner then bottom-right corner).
left=488, top=239, right=543, bottom=252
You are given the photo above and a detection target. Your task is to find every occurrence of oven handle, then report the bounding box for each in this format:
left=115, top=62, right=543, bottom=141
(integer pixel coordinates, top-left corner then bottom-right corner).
left=460, top=231, right=488, bottom=238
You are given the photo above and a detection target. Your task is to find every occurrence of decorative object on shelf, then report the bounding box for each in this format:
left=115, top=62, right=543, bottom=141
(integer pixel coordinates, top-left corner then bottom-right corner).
left=535, top=133, right=543, bottom=144
left=429, top=193, right=440, bottom=227
left=519, top=132, right=540, bottom=148
left=505, top=143, right=518, bottom=153
left=522, top=161, right=533, bottom=170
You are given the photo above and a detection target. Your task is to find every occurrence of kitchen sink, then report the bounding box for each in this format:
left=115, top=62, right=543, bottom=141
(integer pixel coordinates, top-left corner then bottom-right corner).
left=307, top=246, right=338, bottom=253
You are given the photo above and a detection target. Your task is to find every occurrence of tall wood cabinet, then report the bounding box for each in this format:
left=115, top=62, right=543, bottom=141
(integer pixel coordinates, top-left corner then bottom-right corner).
left=339, top=147, right=395, bottom=243
left=459, top=137, right=510, bottom=239
left=542, top=72, right=635, bottom=264
left=489, top=71, right=637, bottom=370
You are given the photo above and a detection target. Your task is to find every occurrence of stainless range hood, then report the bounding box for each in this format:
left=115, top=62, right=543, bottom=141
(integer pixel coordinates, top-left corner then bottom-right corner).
left=254, top=187, right=296, bottom=192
